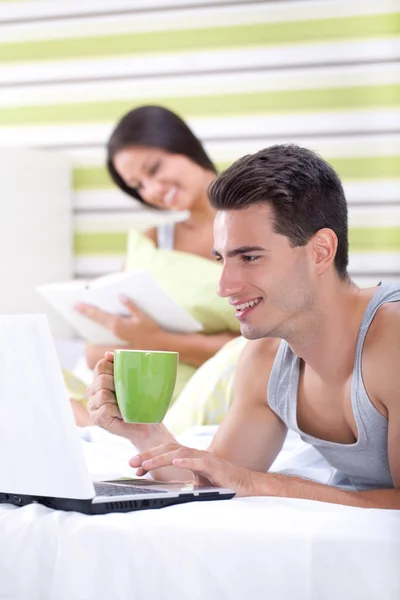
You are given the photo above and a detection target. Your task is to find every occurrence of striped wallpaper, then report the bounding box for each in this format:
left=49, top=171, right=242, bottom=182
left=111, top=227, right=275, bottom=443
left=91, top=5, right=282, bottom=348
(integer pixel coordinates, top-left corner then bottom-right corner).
left=0, top=0, right=399, bottom=286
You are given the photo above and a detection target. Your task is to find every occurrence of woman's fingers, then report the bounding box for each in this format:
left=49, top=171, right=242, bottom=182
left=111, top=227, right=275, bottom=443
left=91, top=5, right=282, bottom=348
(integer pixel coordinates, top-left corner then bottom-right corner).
left=75, top=303, right=112, bottom=325
left=119, top=296, right=144, bottom=317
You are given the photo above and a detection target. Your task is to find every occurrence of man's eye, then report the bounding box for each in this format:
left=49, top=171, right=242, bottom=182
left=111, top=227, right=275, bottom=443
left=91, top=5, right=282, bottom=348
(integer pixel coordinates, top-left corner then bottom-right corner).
left=242, top=255, right=260, bottom=262
left=214, top=255, right=223, bottom=263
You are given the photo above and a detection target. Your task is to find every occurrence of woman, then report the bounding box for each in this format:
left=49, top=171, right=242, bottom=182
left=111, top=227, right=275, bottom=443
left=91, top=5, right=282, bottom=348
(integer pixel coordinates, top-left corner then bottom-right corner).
left=73, top=106, right=242, bottom=429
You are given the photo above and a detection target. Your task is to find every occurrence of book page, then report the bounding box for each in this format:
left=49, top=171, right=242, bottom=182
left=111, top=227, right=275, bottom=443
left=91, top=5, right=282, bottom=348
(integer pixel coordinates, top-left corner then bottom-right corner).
left=37, top=270, right=203, bottom=343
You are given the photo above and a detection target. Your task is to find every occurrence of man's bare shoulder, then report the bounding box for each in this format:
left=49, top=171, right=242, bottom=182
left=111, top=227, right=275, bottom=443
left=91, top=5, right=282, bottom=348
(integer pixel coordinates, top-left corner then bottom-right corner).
left=235, top=337, right=281, bottom=402
left=363, top=301, right=400, bottom=408
left=365, top=301, right=400, bottom=352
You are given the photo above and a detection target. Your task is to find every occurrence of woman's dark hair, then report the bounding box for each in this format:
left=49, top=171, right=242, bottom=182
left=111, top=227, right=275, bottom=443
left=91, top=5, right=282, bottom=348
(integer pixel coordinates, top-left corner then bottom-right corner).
left=107, top=105, right=217, bottom=205
left=208, top=144, right=349, bottom=279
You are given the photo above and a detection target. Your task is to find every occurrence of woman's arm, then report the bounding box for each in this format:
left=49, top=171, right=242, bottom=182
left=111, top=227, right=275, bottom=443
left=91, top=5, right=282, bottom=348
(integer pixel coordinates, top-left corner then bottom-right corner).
left=154, top=330, right=239, bottom=367
left=85, top=344, right=121, bottom=369
left=85, top=331, right=238, bottom=370
left=78, top=297, right=239, bottom=369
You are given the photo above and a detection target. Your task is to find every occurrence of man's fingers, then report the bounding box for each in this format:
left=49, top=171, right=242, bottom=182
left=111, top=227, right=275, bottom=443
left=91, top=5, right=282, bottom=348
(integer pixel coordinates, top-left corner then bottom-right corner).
left=90, top=401, right=123, bottom=429
left=131, top=447, right=207, bottom=473
left=87, top=387, right=118, bottom=412
left=172, top=456, right=228, bottom=489
left=92, top=373, right=115, bottom=394
left=172, top=457, right=213, bottom=476
left=135, top=467, right=147, bottom=477
left=129, top=443, right=183, bottom=468
left=141, top=450, right=185, bottom=471
left=93, top=357, right=114, bottom=379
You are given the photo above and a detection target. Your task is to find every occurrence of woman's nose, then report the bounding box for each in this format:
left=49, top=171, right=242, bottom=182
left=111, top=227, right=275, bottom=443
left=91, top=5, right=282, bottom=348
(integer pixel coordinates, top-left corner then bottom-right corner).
left=141, top=179, right=163, bottom=204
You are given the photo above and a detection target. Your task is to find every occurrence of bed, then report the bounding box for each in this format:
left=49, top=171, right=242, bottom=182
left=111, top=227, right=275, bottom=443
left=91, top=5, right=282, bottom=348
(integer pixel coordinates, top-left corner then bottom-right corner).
left=1, top=427, right=399, bottom=600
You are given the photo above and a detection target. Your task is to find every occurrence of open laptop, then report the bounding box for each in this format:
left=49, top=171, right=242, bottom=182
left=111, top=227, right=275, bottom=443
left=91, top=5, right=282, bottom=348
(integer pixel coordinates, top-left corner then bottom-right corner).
left=0, top=314, right=235, bottom=514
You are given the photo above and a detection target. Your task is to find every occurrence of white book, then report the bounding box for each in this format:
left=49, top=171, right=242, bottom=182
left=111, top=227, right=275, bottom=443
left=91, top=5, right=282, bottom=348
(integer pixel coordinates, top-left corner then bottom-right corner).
left=37, top=270, right=203, bottom=344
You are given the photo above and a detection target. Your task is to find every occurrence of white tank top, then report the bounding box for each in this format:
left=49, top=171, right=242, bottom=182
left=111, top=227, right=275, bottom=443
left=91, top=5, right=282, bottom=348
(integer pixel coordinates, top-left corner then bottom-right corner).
left=156, top=223, right=174, bottom=251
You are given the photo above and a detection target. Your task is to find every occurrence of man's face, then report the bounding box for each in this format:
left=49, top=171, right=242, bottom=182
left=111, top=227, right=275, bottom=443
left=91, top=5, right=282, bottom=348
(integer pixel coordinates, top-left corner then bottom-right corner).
left=213, top=204, right=316, bottom=340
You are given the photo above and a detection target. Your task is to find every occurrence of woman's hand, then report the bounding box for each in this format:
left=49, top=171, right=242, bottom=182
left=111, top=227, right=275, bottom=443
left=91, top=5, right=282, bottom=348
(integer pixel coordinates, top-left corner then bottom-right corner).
left=76, top=295, right=239, bottom=368
left=76, top=296, right=165, bottom=350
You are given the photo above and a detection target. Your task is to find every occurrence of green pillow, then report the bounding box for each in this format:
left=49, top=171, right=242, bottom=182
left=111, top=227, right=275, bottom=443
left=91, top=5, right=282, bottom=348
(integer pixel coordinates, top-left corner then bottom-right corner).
left=125, top=230, right=240, bottom=335
left=126, top=230, right=240, bottom=400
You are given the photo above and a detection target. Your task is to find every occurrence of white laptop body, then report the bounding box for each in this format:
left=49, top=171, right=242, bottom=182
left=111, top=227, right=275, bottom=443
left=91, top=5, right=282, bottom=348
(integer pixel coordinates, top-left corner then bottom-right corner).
left=0, top=315, right=234, bottom=514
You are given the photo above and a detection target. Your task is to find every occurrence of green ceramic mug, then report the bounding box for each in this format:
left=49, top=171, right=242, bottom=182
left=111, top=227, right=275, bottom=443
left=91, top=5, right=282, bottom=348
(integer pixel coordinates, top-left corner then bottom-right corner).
left=113, top=349, right=178, bottom=423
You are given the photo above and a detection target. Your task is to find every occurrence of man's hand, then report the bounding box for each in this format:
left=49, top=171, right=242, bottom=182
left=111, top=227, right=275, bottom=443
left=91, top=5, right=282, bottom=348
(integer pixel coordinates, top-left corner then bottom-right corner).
left=87, top=353, right=188, bottom=481
left=130, top=444, right=257, bottom=496
left=86, top=352, right=157, bottom=442
left=76, top=296, right=164, bottom=350
left=130, top=443, right=400, bottom=508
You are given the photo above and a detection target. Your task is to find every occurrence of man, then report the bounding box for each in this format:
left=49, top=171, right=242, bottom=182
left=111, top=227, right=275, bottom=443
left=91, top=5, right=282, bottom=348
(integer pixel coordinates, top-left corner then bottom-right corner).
left=87, top=145, right=400, bottom=509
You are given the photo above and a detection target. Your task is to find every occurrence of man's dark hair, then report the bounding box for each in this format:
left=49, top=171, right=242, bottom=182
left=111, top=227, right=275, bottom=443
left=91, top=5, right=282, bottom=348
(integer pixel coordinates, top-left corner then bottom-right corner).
left=107, top=105, right=216, bottom=206
left=208, top=144, right=348, bottom=278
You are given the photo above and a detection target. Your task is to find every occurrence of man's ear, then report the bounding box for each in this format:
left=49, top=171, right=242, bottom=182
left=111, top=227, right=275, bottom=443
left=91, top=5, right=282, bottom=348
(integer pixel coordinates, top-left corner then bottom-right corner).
left=312, top=228, right=338, bottom=275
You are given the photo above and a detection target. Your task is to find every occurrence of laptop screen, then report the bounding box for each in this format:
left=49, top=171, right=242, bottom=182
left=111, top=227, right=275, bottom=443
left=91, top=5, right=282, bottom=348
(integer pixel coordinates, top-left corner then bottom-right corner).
left=0, top=314, right=94, bottom=500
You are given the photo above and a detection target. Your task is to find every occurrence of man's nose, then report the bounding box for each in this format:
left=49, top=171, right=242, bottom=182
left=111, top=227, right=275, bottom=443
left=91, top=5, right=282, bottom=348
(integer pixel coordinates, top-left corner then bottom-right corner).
left=217, top=263, right=244, bottom=298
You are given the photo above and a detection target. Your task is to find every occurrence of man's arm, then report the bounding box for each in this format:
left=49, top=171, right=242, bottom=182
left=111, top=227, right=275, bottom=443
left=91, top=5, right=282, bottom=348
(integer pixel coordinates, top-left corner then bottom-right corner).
left=248, top=474, right=400, bottom=508
left=132, top=315, right=400, bottom=507
left=362, top=302, right=400, bottom=488
left=89, top=339, right=285, bottom=482
left=131, top=338, right=288, bottom=478
left=208, top=337, right=287, bottom=471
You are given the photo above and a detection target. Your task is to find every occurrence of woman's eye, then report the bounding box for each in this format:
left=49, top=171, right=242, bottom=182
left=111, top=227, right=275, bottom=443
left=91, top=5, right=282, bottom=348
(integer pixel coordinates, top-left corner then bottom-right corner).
left=148, top=161, right=160, bottom=176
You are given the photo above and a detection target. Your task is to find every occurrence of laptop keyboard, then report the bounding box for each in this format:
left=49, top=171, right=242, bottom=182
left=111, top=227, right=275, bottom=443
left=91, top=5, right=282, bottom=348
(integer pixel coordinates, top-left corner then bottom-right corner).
left=94, top=483, right=167, bottom=496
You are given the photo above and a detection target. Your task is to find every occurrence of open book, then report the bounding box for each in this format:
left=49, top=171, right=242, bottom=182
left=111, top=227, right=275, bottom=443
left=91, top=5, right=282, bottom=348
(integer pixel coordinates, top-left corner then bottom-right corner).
left=37, top=270, right=203, bottom=344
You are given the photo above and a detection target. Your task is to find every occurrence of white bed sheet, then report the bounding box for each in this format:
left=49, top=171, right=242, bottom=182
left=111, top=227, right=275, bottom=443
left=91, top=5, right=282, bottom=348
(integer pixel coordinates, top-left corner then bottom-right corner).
left=1, top=427, right=399, bottom=600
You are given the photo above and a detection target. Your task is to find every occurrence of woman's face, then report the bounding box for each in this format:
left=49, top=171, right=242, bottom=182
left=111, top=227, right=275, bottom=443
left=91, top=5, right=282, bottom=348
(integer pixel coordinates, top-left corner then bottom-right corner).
left=113, top=146, right=214, bottom=211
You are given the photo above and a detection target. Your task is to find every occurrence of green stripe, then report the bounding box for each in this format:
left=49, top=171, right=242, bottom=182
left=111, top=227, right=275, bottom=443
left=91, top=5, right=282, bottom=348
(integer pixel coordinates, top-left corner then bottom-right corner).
left=73, top=167, right=113, bottom=190
left=74, top=232, right=128, bottom=255
left=4, top=84, right=399, bottom=126
left=0, top=13, right=398, bottom=63
left=73, top=156, right=400, bottom=191
left=328, top=156, right=400, bottom=180
left=349, top=227, right=400, bottom=252
left=75, top=227, right=400, bottom=256
left=222, top=157, right=400, bottom=180
left=73, top=165, right=232, bottom=190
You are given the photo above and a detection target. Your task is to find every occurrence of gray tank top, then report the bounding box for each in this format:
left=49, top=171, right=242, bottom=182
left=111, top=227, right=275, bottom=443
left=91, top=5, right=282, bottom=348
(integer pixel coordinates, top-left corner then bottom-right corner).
left=156, top=222, right=175, bottom=251
left=267, top=282, right=400, bottom=490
